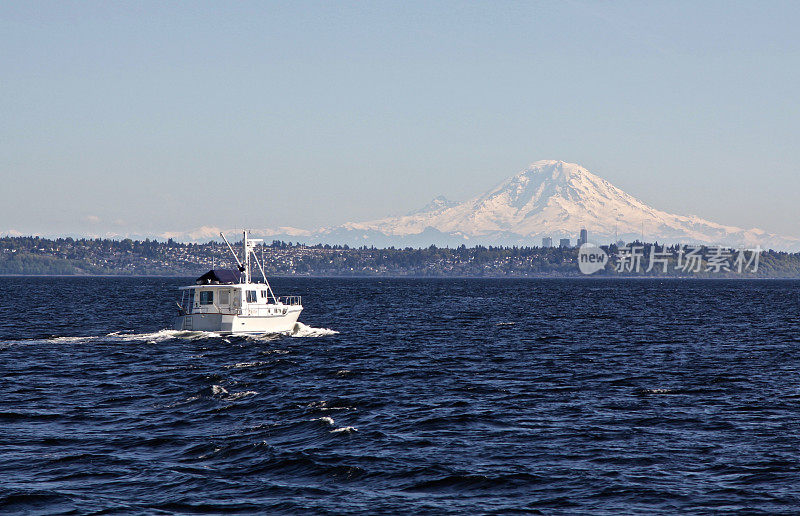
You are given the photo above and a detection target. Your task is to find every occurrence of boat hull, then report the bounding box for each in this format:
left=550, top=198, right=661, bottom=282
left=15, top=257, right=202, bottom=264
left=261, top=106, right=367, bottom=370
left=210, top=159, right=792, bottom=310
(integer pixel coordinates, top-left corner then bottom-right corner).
left=173, top=308, right=302, bottom=334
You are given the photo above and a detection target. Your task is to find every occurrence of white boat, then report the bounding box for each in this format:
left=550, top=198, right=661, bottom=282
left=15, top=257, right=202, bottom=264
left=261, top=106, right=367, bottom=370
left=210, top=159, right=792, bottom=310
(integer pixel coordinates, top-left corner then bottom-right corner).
left=173, top=230, right=303, bottom=334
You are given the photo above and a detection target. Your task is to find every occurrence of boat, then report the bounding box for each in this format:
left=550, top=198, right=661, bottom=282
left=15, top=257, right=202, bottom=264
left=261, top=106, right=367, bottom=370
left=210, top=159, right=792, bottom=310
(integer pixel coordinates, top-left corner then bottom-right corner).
left=173, top=230, right=303, bottom=334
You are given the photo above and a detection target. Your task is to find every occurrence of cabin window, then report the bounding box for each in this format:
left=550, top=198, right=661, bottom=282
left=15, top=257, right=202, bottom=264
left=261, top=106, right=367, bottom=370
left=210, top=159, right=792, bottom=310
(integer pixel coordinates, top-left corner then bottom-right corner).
left=246, top=290, right=258, bottom=303
left=219, top=290, right=230, bottom=305
left=199, top=291, right=214, bottom=305
left=261, top=290, right=267, bottom=299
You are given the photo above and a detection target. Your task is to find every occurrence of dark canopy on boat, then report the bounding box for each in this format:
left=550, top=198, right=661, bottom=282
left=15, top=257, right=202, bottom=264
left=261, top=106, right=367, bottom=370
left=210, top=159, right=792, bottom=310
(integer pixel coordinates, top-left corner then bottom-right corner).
left=195, top=269, right=241, bottom=285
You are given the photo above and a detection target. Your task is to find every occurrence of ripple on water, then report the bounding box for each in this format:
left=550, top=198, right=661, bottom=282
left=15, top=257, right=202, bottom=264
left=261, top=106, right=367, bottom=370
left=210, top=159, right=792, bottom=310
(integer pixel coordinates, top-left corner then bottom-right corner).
left=1, top=277, right=799, bottom=513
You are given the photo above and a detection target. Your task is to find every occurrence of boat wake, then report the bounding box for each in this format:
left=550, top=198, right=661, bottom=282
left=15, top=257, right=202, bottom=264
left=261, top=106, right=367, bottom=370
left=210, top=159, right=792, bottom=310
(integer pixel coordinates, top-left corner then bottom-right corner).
left=106, top=330, right=222, bottom=342
left=289, top=322, right=339, bottom=338
left=3, top=330, right=208, bottom=346
left=7, top=324, right=337, bottom=347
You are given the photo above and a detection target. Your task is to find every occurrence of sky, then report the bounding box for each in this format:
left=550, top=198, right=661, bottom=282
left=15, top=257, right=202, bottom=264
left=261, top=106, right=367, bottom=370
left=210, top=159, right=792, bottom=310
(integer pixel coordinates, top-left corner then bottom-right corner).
left=2, top=1, right=799, bottom=238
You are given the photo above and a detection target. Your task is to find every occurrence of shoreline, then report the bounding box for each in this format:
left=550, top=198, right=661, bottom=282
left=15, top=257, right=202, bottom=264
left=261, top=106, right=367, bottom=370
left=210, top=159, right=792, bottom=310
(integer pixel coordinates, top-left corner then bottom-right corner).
left=1, top=274, right=798, bottom=280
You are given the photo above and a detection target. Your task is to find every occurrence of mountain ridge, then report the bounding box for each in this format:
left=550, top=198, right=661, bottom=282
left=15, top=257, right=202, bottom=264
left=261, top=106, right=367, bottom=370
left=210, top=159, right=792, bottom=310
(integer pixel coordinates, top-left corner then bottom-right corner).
left=318, top=160, right=798, bottom=250
left=7, top=160, right=798, bottom=250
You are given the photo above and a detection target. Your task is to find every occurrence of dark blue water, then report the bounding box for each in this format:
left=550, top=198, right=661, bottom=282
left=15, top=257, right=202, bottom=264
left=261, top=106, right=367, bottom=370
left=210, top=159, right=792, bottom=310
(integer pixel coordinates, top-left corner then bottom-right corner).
left=2, top=277, right=800, bottom=514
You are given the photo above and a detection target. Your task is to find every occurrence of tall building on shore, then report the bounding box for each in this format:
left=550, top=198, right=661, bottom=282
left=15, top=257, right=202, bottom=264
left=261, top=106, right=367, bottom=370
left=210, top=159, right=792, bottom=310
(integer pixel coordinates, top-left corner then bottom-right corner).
left=559, top=238, right=571, bottom=248
left=577, top=228, right=588, bottom=246
left=542, top=237, right=553, bottom=248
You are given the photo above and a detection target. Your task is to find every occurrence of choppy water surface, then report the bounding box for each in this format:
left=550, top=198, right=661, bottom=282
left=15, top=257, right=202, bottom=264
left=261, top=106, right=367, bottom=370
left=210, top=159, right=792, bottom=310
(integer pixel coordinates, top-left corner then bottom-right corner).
left=2, top=277, right=800, bottom=514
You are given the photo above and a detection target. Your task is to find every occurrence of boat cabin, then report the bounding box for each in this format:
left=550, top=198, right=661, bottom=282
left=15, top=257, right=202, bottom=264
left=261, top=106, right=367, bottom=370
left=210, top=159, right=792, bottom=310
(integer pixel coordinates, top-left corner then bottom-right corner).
left=178, top=269, right=300, bottom=317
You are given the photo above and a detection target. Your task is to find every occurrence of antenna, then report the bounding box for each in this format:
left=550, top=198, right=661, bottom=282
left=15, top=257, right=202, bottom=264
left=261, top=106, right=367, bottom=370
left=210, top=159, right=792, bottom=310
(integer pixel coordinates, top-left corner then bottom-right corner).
left=250, top=242, right=276, bottom=302
left=220, top=230, right=274, bottom=296
left=220, top=232, right=245, bottom=278
left=243, top=230, right=250, bottom=283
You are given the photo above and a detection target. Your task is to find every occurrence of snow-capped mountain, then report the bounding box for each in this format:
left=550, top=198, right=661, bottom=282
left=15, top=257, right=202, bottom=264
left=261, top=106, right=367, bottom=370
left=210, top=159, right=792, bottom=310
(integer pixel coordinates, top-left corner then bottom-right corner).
left=319, top=160, right=800, bottom=250
left=158, top=225, right=311, bottom=242
left=406, top=195, right=461, bottom=216
left=94, top=160, right=798, bottom=250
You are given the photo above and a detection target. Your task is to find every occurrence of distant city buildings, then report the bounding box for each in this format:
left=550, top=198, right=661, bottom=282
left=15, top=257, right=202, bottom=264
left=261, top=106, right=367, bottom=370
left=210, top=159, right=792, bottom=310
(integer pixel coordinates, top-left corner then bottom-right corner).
left=538, top=228, right=587, bottom=248
left=577, top=228, right=588, bottom=246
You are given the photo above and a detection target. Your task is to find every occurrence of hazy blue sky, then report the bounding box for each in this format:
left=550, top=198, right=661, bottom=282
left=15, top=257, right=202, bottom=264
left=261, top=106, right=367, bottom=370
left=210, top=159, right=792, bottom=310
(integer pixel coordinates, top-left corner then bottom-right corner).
left=2, top=1, right=799, bottom=237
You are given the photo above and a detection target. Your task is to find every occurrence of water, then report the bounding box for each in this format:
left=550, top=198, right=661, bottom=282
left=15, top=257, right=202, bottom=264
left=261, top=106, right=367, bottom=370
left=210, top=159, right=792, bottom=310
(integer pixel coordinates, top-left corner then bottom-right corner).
left=2, top=277, right=800, bottom=514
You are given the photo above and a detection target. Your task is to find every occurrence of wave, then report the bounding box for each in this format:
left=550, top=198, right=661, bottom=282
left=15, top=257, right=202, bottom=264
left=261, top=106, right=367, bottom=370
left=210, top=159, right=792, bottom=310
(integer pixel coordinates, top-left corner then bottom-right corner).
left=403, top=472, right=541, bottom=492
left=305, top=400, right=357, bottom=412
left=290, top=322, right=339, bottom=338
left=638, top=388, right=681, bottom=395
left=207, top=384, right=257, bottom=400
left=4, top=330, right=224, bottom=346
left=228, top=390, right=258, bottom=400
left=238, top=322, right=338, bottom=341
left=311, top=416, right=335, bottom=426
left=19, top=335, right=100, bottom=345
left=224, top=361, right=269, bottom=369
left=105, top=330, right=223, bottom=343
left=330, top=426, right=357, bottom=434
left=4, top=322, right=336, bottom=348
left=211, top=385, right=228, bottom=396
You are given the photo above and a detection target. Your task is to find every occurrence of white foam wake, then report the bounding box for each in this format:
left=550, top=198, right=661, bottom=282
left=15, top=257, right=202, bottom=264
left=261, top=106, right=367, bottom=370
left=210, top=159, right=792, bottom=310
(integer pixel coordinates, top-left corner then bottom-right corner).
left=290, top=322, right=339, bottom=338
left=105, top=330, right=223, bottom=343
left=5, top=330, right=223, bottom=346
left=239, top=323, right=337, bottom=341
left=7, top=323, right=336, bottom=347
left=330, top=426, right=357, bottom=434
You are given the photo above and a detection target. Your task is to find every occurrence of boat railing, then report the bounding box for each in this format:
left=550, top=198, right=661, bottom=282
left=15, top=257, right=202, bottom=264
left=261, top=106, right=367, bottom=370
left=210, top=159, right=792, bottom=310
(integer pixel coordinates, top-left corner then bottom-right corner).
left=242, top=306, right=291, bottom=317
left=185, top=302, right=300, bottom=316
left=278, top=295, right=302, bottom=306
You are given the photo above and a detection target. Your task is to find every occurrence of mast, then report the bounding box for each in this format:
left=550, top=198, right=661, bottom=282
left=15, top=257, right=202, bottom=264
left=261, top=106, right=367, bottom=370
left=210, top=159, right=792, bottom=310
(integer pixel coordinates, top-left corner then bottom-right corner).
left=220, top=232, right=245, bottom=278
left=243, top=230, right=250, bottom=284
left=221, top=230, right=274, bottom=298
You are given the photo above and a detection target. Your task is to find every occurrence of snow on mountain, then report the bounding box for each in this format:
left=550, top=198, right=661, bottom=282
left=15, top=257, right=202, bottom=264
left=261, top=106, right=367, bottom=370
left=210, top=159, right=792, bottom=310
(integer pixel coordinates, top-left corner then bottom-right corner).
left=157, top=226, right=311, bottom=243
left=159, top=226, right=226, bottom=242
left=95, top=160, right=798, bottom=250
left=328, top=160, right=800, bottom=250
left=406, top=195, right=460, bottom=216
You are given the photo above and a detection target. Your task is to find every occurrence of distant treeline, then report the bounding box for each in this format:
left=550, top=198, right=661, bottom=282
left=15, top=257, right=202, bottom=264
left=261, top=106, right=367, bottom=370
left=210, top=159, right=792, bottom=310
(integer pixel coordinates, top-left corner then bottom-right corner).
left=2, top=236, right=800, bottom=278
